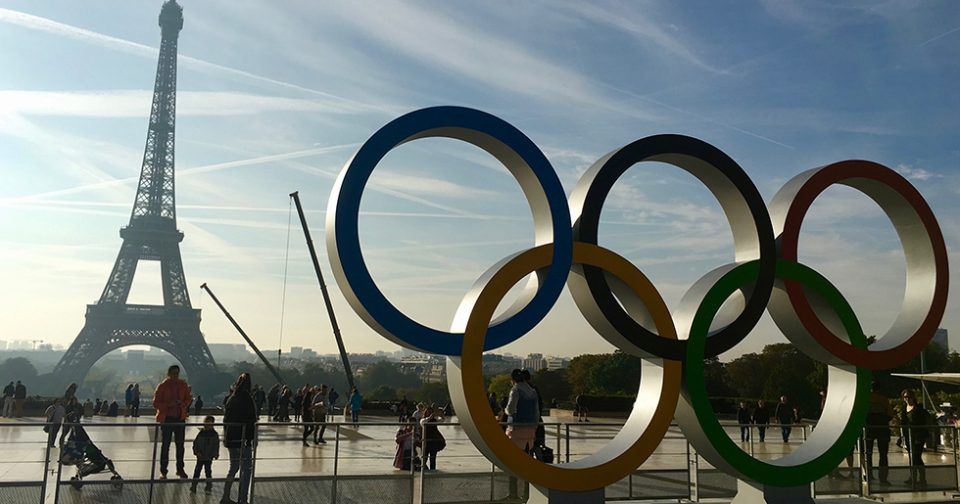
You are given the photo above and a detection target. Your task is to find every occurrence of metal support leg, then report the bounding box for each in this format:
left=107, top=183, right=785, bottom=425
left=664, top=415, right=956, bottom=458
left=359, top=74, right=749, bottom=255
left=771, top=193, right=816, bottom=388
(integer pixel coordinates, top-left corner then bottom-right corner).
left=40, top=436, right=52, bottom=504
left=148, top=424, right=159, bottom=504
left=332, top=424, right=340, bottom=504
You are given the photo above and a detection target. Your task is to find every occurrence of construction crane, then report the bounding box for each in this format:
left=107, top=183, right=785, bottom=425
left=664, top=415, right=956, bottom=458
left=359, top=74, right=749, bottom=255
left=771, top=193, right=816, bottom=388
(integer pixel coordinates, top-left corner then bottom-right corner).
left=200, top=282, right=286, bottom=386
left=289, top=191, right=356, bottom=391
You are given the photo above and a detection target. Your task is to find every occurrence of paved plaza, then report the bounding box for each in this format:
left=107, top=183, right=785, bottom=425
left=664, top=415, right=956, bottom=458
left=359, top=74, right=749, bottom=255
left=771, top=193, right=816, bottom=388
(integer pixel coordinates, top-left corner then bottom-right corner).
left=1, top=414, right=958, bottom=503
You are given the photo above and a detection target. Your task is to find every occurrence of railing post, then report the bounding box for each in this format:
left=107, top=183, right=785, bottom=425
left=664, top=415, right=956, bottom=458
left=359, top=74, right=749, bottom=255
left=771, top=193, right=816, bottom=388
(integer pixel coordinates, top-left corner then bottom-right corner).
left=688, top=441, right=698, bottom=502
left=419, top=425, right=427, bottom=504
left=749, top=424, right=754, bottom=457
left=332, top=423, right=340, bottom=504
left=565, top=423, right=570, bottom=463
left=555, top=423, right=561, bottom=464
left=40, top=424, right=52, bottom=504
left=148, top=423, right=160, bottom=504
left=248, top=423, right=258, bottom=504
left=954, top=425, right=959, bottom=493
left=52, top=428, right=65, bottom=504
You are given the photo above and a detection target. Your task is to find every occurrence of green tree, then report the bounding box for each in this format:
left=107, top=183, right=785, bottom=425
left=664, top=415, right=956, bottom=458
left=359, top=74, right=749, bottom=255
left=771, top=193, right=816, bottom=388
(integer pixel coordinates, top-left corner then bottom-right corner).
left=359, top=361, right=420, bottom=391
left=0, top=357, right=38, bottom=385
left=488, top=374, right=513, bottom=399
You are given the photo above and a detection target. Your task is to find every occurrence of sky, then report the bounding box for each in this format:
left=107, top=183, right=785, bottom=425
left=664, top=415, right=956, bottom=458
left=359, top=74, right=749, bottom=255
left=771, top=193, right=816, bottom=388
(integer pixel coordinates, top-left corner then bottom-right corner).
left=0, top=0, right=958, bottom=363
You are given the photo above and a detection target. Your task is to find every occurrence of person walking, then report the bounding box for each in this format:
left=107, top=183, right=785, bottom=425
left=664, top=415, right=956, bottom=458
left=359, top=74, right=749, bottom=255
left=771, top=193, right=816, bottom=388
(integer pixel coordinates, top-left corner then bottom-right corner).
left=293, top=388, right=304, bottom=423
left=253, top=386, right=266, bottom=418
left=267, top=384, right=279, bottom=419
left=82, top=398, right=94, bottom=419
left=277, top=387, right=291, bottom=422
left=505, top=369, right=539, bottom=453
left=574, top=394, right=589, bottom=422
left=301, top=387, right=315, bottom=447
left=60, top=396, right=81, bottom=446
left=2, top=381, right=14, bottom=417
left=737, top=401, right=752, bottom=442
left=222, top=373, right=257, bottom=504
left=43, top=399, right=66, bottom=447
left=327, top=387, right=339, bottom=414
left=132, top=384, right=141, bottom=417
left=420, top=406, right=446, bottom=471
left=863, top=383, right=893, bottom=484
left=190, top=415, right=220, bottom=494
left=194, top=395, right=204, bottom=416
left=348, top=387, right=363, bottom=426
left=775, top=395, right=793, bottom=442
left=899, top=389, right=930, bottom=488
left=124, top=384, right=134, bottom=417
left=153, top=364, right=192, bottom=479
left=753, top=400, right=770, bottom=442
left=13, top=380, right=27, bottom=417
left=313, top=385, right=329, bottom=444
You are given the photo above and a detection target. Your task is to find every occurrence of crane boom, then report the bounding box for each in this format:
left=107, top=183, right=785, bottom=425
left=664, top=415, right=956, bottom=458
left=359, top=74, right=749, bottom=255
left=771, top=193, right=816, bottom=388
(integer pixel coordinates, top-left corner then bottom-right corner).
left=289, top=191, right=356, bottom=390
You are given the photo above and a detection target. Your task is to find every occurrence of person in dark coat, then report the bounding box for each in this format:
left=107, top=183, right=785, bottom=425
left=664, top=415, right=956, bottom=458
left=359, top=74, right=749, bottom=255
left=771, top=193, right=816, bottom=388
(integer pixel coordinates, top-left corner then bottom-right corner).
left=774, top=396, right=794, bottom=442
left=899, top=389, right=930, bottom=487
left=301, top=387, right=315, bottom=447
left=863, top=383, right=893, bottom=484
left=190, top=415, right=220, bottom=494
left=737, top=401, right=752, bottom=442
left=266, top=384, right=279, bottom=418
left=194, top=395, right=204, bottom=416
left=222, top=373, right=257, bottom=504
left=753, top=400, right=770, bottom=442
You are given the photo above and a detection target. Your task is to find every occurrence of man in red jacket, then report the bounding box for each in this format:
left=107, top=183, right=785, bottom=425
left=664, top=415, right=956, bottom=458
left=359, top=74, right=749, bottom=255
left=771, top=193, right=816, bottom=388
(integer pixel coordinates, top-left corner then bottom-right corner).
left=153, top=365, right=193, bottom=479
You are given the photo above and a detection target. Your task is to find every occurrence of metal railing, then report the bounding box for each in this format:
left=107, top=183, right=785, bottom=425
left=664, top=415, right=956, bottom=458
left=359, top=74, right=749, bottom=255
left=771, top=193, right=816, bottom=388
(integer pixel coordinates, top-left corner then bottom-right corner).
left=0, top=418, right=955, bottom=503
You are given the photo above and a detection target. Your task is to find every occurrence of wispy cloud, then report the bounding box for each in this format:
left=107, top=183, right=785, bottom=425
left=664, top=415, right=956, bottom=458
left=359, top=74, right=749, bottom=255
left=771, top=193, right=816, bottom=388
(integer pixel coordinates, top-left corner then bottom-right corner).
left=555, top=1, right=726, bottom=74
left=896, top=163, right=940, bottom=181
left=0, top=90, right=364, bottom=117
left=0, top=7, right=390, bottom=113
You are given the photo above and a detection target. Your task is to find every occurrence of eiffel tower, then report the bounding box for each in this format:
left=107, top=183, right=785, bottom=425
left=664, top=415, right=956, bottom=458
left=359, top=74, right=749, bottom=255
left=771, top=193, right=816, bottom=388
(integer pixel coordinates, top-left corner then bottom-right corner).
left=53, top=0, right=219, bottom=390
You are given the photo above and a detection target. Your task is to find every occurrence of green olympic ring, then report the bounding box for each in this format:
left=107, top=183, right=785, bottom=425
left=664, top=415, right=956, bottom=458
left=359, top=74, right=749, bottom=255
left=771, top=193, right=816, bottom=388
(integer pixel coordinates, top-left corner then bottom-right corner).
left=679, top=260, right=871, bottom=486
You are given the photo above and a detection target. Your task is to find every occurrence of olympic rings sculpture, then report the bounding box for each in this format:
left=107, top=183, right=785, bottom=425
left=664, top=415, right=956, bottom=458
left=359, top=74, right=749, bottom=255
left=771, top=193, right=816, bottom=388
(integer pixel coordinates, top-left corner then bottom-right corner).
left=326, top=106, right=948, bottom=493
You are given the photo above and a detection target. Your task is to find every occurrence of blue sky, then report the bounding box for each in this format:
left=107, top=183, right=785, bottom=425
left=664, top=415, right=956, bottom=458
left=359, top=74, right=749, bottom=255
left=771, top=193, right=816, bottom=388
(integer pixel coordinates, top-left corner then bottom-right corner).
left=0, top=0, right=957, bottom=361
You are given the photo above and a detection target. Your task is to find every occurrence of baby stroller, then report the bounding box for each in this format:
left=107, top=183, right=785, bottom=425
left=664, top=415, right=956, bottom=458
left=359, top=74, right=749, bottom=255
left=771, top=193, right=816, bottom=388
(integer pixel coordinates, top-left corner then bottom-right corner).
left=59, top=425, right=123, bottom=490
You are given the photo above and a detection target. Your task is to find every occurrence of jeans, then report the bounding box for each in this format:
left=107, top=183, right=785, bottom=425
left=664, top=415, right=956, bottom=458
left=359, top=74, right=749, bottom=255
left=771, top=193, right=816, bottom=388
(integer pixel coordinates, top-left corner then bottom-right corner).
left=351, top=410, right=359, bottom=424
left=757, top=425, right=766, bottom=442
left=224, top=444, right=253, bottom=504
left=781, top=426, right=791, bottom=442
left=159, top=416, right=186, bottom=475
left=192, top=460, right=212, bottom=487
left=740, top=426, right=750, bottom=442
left=1, top=397, right=12, bottom=417
left=424, top=449, right=438, bottom=470
left=313, top=416, right=327, bottom=443
left=863, top=436, right=890, bottom=482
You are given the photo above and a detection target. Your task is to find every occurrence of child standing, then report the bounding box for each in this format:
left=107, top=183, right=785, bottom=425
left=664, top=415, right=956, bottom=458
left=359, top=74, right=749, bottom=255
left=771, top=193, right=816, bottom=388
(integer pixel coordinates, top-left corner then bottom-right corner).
left=190, top=415, right=220, bottom=494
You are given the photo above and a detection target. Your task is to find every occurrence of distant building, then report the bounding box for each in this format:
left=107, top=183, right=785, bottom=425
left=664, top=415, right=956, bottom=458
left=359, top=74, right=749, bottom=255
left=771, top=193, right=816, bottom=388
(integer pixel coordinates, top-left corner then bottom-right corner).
left=932, top=328, right=949, bottom=352
left=523, top=353, right=547, bottom=373
left=545, top=356, right=567, bottom=371
left=209, top=343, right=252, bottom=363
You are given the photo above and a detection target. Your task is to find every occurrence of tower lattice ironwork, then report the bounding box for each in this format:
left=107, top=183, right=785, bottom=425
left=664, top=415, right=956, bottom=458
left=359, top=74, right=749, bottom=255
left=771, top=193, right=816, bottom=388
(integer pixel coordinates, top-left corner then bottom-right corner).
left=53, top=0, right=219, bottom=389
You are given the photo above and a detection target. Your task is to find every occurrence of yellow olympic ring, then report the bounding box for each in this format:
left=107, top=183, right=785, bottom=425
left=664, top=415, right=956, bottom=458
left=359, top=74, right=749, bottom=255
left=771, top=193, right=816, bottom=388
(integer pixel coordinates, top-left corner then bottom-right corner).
left=447, top=242, right=681, bottom=491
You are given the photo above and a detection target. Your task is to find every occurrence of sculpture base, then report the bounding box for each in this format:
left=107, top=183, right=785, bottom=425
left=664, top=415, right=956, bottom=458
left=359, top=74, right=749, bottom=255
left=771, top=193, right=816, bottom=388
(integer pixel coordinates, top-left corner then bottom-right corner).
left=528, top=486, right=604, bottom=503
left=731, top=480, right=814, bottom=503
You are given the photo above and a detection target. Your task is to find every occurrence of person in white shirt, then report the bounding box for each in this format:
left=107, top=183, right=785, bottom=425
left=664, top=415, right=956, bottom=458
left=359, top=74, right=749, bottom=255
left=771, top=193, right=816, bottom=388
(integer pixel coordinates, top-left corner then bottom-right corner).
left=43, top=399, right=66, bottom=447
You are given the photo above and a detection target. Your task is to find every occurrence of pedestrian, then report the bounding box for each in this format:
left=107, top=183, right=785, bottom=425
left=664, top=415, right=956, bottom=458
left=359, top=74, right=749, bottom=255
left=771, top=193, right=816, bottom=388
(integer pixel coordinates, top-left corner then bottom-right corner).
left=301, top=387, right=315, bottom=447
left=125, top=384, right=134, bottom=417
left=94, top=398, right=103, bottom=416
left=222, top=373, right=257, bottom=504
left=60, top=396, right=81, bottom=445
left=82, top=398, right=94, bottom=419
left=253, top=386, right=266, bottom=418
left=277, top=387, right=291, bottom=422
left=43, top=399, right=66, bottom=447
left=132, top=384, right=141, bottom=417
left=774, top=395, right=793, bottom=442
left=195, top=395, right=204, bottom=416
left=267, top=384, right=279, bottom=419
left=14, top=380, right=27, bottom=417
left=313, top=385, right=328, bottom=444
left=574, top=394, right=589, bottom=422
left=190, top=415, right=220, bottom=494
left=420, top=406, right=446, bottom=471
left=899, top=389, right=930, bottom=488
left=327, top=387, right=339, bottom=413
left=348, top=387, right=363, bottom=426
left=737, top=401, right=752, bottom=442
left=293, top=388, right=303, bottom=423
left=505, top=369, right=539, bottom=453
left=487, top=392, right=499, bottom=417
left=398, top=395, right=410, bottom=422
left=1, top=381, right=14, bottom=417
left=107, top=400, right=119, bottom=417
left=153, top=364, right=192, bottom=479
left=393, top=420, right=420, bottom=471
left=753, top=400, right=770, bottom=442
